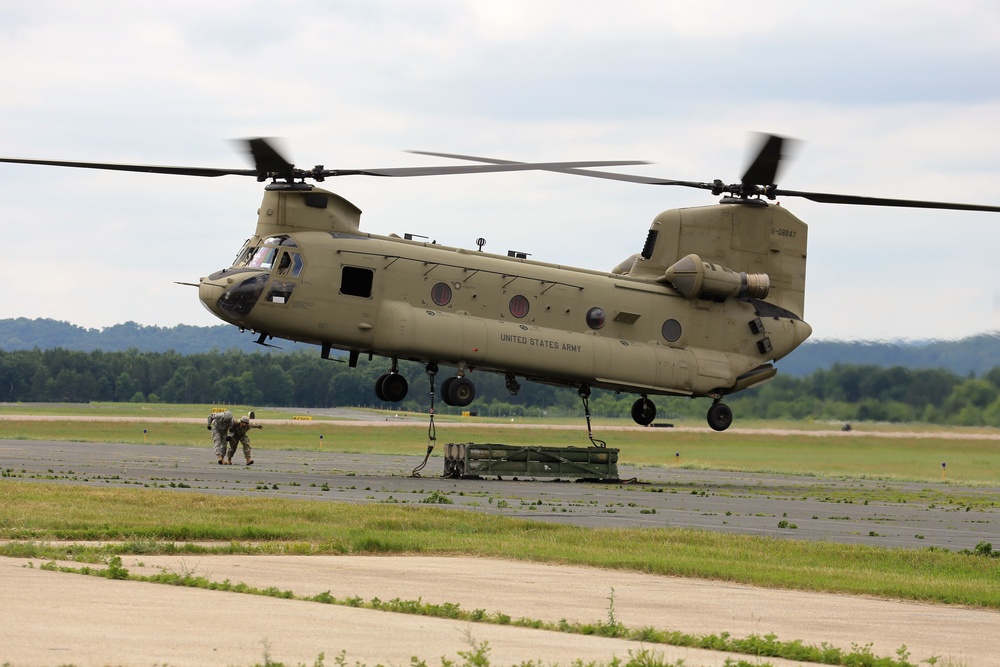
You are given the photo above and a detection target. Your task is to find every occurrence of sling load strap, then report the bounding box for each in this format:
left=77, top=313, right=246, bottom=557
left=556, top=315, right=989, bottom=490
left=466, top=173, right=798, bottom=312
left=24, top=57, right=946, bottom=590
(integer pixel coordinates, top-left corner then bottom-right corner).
left=579, top=386, right=607, bottom=449
left=411, top=362, right=438, bottom=477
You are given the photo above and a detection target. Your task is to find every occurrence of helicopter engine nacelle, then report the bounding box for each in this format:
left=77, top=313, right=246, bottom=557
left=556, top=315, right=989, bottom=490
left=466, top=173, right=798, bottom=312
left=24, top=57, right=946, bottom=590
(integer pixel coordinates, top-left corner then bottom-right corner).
left=662, top=254, right=770, bottom=300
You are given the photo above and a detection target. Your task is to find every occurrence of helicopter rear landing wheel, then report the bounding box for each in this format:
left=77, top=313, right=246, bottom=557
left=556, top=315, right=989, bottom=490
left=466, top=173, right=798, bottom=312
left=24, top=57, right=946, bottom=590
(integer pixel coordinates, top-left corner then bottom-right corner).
left=375, top=372, right=409, bottom=403
left=630, top=396, right=656, bottom=426
left=374, top=373, right=389, bottom=401
left=441, top=376, right=476, bottom=407
left=707, top=401, right=733, bottom=432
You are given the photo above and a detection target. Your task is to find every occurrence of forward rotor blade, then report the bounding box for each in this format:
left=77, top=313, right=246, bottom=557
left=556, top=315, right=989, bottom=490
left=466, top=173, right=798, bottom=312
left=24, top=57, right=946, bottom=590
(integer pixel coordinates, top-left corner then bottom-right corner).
left=328, top=158, right=649, bottom=178
left=0, top=152, right=645, bottom=182
left=405, top=151, right=691, bottom=186
left=0, top=156, right=255, bottom=178
left=242, top=137, right=295, bottom=176
left=772, top=188, right=1000, bottom=212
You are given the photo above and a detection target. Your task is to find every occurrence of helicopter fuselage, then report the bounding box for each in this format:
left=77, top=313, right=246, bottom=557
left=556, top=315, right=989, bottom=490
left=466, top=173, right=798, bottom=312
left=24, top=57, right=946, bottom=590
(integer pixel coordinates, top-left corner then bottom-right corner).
left=198, top=184, right=812, bottom=428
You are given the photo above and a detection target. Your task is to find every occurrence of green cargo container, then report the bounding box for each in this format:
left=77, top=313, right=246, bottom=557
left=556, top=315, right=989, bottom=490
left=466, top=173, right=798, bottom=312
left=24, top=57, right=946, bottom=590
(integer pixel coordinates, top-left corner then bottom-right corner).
left=443, top=442, right=619, bottom=479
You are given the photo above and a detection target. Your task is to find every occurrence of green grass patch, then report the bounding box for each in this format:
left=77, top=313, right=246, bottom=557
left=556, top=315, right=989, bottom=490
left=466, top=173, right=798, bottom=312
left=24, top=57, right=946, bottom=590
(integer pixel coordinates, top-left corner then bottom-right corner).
left=3, top=481, right=999, bottom=609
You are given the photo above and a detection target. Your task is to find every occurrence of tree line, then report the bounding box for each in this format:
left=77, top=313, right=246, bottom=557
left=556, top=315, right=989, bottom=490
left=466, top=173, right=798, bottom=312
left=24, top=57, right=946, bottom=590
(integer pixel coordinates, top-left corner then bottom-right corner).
left=2, top=348, right=1000, bottom=426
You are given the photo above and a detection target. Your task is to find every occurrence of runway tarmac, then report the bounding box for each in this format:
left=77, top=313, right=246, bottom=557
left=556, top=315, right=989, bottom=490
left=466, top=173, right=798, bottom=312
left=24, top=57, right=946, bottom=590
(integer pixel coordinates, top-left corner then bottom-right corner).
left=2, top=438, right=998, bottom=551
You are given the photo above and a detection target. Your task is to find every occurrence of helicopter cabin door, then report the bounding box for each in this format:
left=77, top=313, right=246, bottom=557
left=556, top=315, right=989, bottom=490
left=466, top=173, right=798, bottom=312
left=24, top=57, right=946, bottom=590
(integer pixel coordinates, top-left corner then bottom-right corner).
left=335, top=263, right=380, bottom=347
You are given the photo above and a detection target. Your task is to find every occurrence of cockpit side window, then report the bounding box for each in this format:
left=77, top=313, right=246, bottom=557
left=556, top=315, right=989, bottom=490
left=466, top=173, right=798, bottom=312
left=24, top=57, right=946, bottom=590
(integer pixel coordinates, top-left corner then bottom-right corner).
left=266, top=250, right=305, bottom=305
left=275, top=250, right=304, bottom=277
left=233, top=240, right=255, bottom=267
left=266, top=280, right=295, bottom=304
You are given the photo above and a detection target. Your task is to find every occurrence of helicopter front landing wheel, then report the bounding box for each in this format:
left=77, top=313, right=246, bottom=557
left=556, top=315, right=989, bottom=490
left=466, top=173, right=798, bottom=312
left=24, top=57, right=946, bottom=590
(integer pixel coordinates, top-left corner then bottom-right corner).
left=630, top=396, right=656, bottom=426
left=375, top=372, right=409, bottom=402
left=706, top=401, right=733, bottom=432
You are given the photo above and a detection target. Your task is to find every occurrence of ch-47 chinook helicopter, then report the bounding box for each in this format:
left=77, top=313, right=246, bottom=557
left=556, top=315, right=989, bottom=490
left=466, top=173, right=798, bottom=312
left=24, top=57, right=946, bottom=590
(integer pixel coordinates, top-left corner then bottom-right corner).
left=3, top=135, right=999, bottom=432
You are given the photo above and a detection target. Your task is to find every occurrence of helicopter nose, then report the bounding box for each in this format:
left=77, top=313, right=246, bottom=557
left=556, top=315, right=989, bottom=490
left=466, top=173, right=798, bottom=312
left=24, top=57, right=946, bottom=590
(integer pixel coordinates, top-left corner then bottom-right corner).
left=198, top=277, right=228, bottom=318
left=199, top=270, right=269, bottom=321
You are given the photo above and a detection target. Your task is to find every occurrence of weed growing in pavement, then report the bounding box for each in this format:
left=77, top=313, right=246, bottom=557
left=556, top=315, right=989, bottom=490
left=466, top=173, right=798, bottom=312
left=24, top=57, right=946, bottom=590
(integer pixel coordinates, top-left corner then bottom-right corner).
left=421, top=490, right=454, bottom=504
left=602, top=588, right=624, bottom=637
left=246, top=640, right=769, bottom=667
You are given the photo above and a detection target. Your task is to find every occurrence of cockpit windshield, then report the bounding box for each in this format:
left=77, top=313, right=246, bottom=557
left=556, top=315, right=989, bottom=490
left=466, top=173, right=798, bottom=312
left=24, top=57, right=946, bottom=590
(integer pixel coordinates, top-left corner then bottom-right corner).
left=247, top=246, right=278, bottom=270
left=233, top=235, right=304, bottom=278
left=234, top=236, right=301, bottom=270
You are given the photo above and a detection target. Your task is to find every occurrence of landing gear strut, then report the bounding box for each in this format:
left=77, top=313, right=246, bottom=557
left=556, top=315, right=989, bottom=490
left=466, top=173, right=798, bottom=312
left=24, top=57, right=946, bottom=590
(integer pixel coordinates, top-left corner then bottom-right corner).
left=707, top=400, right=733, bottom=432
left=505, top=372, right=521, bottom=396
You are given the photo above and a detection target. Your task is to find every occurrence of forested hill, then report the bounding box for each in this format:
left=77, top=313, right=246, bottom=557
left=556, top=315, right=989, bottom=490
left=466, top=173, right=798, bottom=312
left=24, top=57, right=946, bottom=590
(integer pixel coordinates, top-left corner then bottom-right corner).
left=0, top=318, right=312, bottom=355
left=1, top=318, right=998, bottom=377
left=779, top=333, right=1000, bottom=377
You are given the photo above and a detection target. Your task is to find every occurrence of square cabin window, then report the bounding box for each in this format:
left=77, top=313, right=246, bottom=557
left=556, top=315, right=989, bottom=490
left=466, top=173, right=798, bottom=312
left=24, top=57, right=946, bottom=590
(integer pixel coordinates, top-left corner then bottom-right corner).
left=341, top=266, right=374, bottom=298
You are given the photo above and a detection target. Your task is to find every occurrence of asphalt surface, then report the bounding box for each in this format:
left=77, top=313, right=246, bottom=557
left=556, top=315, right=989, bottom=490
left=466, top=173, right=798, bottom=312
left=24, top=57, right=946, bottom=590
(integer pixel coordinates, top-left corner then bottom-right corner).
left=3, top=436, right=1000, bottom=666
left=2, top=438, right=998, bottom=551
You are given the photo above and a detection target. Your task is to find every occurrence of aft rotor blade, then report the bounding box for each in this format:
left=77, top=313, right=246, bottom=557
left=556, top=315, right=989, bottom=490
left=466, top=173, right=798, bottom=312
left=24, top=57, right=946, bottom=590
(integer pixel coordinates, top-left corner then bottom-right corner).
left=405, top=150, right=695, bottom=186
left=322, top=159, right=649, bottom=179
left=741, top=133, right=786, bottom=188
left=772, top=188, right=1000, bottom=212
left=0, top=156, right=255, bottom=177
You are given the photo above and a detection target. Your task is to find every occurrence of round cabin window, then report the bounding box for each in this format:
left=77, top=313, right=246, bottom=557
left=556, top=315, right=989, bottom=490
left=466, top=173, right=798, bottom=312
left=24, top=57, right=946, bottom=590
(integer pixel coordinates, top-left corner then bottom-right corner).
left=586, top=307, right=606, bottom=330
left=431, top=282, right=452, bottom=306
left=661, top=319, right=682, bottom=342
left=509, top=294, right=530, bottom=318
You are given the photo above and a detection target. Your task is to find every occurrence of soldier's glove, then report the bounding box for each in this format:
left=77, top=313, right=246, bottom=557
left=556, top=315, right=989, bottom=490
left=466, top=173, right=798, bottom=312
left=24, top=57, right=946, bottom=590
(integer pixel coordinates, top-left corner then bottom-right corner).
left=207, top=425, right=212, bottom=430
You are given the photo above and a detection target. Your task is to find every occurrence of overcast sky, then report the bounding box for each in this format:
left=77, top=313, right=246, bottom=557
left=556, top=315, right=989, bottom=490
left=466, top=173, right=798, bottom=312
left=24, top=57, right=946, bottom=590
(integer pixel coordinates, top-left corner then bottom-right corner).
left=2, top=1, right=999, bottom=342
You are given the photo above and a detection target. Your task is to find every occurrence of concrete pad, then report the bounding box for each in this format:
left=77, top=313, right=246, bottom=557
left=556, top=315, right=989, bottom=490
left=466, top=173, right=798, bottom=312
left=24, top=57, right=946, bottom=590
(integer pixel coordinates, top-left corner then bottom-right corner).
left=0, top=555, right=781, bottom=667
left=2, top=554, right=992, bottom=666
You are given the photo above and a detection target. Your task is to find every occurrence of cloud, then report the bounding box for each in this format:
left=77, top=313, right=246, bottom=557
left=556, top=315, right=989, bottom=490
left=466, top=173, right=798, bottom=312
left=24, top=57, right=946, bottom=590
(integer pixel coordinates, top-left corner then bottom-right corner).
left=1, top=0, right=999, bottom=341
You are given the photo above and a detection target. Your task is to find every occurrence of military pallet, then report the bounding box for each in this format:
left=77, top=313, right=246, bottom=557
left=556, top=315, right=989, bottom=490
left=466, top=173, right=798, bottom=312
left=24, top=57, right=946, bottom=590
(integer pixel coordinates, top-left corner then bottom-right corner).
left=443, top=442, right=619, bottom=480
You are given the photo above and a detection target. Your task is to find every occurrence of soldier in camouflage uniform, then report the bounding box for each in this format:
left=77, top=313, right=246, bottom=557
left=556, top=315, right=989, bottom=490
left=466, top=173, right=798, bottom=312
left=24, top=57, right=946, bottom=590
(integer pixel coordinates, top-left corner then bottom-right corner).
left=207, top=410, right=234, bottom=464
left=226, top=415, right=263, bottom=465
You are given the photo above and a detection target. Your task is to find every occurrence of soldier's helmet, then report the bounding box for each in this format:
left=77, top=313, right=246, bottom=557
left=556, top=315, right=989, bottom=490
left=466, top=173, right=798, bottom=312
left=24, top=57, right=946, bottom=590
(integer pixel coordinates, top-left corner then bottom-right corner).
left=241, top=416, right=250, bottom=424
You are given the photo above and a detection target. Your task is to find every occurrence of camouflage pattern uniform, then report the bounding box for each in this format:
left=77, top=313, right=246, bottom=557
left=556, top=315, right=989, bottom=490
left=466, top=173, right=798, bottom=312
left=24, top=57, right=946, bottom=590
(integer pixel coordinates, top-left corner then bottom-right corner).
left=226, top=415, right=262, bottom=465
left=207, top=410, right=234, bottom=464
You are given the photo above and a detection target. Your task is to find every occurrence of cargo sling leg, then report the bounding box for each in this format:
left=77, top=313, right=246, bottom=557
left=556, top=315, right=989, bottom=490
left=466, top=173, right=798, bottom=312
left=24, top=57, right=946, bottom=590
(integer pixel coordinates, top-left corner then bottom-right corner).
left=578, top=385, right=607, bottom=448
left=411, top=362, right=438, bottom=477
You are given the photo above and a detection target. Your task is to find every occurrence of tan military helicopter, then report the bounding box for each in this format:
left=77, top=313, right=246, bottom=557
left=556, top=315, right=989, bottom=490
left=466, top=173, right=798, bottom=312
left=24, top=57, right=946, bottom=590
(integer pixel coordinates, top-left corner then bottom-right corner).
left=3, top=136, right=998, bottom=432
